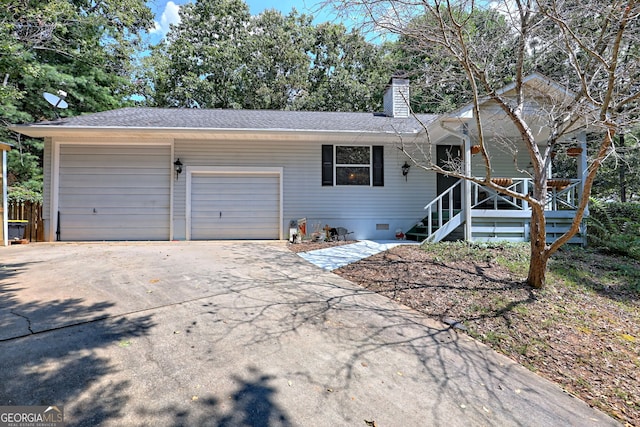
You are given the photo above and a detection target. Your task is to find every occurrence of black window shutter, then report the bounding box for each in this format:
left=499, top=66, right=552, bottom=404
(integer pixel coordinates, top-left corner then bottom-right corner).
left=322, top=145, right=333, bottom=186
left=372, top=145, right=384, bottom=186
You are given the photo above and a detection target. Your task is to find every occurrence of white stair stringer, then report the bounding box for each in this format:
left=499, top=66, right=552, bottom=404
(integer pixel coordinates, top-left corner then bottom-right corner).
left=425, top=211, right=464, bottom=242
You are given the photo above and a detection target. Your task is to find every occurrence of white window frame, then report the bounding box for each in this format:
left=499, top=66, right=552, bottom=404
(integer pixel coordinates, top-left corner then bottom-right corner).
left=334, top=145, right=373, bottom=186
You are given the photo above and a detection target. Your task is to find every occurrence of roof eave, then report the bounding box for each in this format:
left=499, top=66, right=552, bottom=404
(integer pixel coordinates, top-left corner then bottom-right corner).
left=8, top=124, right=427, bottom=141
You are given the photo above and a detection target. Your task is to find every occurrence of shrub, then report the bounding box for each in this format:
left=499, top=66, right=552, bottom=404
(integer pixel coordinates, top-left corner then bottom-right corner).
left=7, top=186, right=43, bottom=204
left=588, top=200, right=640, bottom=260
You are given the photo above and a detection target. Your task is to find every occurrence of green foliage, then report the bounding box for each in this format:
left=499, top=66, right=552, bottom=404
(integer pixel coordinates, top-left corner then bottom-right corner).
left=389, top=7, right=517, bottom=113
left=1, top=0, right=155, bottom=192
left=7, top=186, right=43, bottom=203
left=588, top=200, right=640, bottom=260
left=240, top=9, right=314, bottom=110
left=292, top=22, right=390, bottom=112
left=554, top=130, right=640, bottom=201
left=146, top=0, right=253, bottom=108
left=1, top=0, right=153, bottom=121
left=146, top=0, right=391, bottom=111
left=7, top=139, right=43, bottom=191
left=593, top=131, right=640, bottom=202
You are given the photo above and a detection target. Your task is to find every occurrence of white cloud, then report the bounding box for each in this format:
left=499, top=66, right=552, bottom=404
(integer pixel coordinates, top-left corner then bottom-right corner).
left=150, top=1, right=182, bottom=37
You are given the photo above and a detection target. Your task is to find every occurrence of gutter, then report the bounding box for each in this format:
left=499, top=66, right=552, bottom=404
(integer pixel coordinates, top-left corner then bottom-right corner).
left=8, top=123, right=429, bottom=140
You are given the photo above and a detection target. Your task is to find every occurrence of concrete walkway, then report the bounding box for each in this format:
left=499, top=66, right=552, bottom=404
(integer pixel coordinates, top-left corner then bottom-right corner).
left=298, top=240, right=419, bottom=270
left=0, top=242, right=619, bottom=426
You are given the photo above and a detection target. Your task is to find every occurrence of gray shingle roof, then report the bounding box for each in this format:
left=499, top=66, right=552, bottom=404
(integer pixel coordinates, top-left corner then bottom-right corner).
left=32, top=107, right=437, bottom=134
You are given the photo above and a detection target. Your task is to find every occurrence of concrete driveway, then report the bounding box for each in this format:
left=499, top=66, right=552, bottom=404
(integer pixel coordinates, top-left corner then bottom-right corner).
left=0, top=242, right=617, bottom=426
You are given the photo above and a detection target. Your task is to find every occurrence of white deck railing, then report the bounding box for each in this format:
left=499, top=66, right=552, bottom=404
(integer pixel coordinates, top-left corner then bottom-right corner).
left=470, top=178, right=581, bottom=211
left=412, top=178, right=584, bottom=243
left=422, top=179, right=463, bottom=237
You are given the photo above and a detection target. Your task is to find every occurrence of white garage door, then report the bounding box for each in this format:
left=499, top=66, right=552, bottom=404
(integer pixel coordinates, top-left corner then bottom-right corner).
left=190, top=173, right=280, bottom=240
left=58, top=145, right=171, bottom=241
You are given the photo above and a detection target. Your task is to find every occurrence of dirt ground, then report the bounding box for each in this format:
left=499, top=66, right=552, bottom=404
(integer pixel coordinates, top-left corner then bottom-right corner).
left=289, top=241, right=640, bottom=426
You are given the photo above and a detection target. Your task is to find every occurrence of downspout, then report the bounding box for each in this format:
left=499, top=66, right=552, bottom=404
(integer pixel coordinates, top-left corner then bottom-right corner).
left=440, top=122, right=473, bottom=241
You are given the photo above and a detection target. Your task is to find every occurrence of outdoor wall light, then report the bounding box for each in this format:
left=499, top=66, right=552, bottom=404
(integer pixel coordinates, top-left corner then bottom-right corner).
left=401, top=161, right=411, bottom=181
left=174, top=158, right=183, bottom=180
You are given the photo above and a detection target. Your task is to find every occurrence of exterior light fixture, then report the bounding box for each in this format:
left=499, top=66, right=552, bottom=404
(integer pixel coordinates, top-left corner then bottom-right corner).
left=174, top=159, right=183, bottom=180
left=401, top=161, right=411, bottom=181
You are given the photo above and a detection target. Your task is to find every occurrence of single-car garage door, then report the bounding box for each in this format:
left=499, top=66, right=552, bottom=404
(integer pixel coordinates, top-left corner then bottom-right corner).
left=58, top=144, right=171, bottom=241
left=190, top=172, right=280, bottom=240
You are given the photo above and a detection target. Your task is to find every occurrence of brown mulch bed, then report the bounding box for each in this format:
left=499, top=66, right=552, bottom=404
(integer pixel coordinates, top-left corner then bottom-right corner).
left=290, top=242, right=640, bottom=426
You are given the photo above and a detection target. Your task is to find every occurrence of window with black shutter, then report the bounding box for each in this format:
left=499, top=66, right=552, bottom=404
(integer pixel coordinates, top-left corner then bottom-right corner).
left=322, top=145, right=384, bottom=186
left=321, top=145, right=333, bottom=186
left=372, top=145, right=384, bottom=186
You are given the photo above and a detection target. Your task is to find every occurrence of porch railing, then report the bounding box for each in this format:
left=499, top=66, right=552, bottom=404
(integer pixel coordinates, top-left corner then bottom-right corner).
left=421, top=179, right=463, bottom=241
left=470, top=178, right=581, bottom=211
left=545, top=179, right=581, bottom=210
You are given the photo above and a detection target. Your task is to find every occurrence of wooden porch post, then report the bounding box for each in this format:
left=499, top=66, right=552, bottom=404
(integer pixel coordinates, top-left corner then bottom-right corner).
left=463, top=124, right=472, bottom=241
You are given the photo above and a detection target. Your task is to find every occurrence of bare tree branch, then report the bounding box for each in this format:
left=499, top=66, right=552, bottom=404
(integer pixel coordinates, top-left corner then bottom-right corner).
left=328, top=0, right=639, bottom=288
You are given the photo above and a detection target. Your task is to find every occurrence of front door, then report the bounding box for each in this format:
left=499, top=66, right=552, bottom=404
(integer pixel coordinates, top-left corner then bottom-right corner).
left=436, top=145, right=462, bottom=209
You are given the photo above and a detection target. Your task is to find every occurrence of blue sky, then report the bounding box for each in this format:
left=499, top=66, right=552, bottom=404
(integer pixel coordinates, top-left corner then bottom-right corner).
left=146, top=0, right=337, bottom=44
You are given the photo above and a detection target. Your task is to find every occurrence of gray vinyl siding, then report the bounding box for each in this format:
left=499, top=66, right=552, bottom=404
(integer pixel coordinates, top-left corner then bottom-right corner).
left=173, top=138, right=436, bottom=240
left=471, top=138, right=532, bottom=178
left=45, top=135, right=532, bottom=242
left=58, top=145, right=170, bottom=241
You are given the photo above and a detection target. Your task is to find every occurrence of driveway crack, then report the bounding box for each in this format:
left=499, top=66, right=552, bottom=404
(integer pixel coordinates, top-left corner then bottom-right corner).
left=10, top=310, right=34, bottom=334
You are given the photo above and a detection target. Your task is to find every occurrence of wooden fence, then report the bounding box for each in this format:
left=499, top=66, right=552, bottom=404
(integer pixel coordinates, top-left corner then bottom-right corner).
left=8, top=201, right=44, bottom=242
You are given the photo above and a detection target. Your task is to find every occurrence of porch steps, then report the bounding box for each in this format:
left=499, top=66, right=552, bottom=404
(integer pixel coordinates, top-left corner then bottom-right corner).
left=405, top=209, right=462, bottom=242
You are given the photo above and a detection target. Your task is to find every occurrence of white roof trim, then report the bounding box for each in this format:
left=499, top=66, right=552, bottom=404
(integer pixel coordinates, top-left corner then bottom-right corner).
left=442, top=73, right=588, bottom=122
left=8, top=124, right=424, bottom=139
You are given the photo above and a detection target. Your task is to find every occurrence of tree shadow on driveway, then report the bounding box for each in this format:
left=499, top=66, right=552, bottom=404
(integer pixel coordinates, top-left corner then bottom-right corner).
left=0, top=244, right=619, bottom=426
left=133, top=246, right=616, bottom=427
left=135, top=365, right=293, bottom=427
left=0, top=260, right=155, bottom=426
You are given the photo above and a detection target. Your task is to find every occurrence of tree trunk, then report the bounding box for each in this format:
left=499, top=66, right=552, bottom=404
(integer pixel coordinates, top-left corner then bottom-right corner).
left=527, top=244, right=549, bottom=289
left=527, top=203, right=549, bottom=289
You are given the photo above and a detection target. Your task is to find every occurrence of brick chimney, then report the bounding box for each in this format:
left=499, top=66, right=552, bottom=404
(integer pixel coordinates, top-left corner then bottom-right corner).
left=383, top=76, right=410, bottom=118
